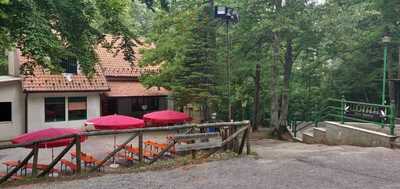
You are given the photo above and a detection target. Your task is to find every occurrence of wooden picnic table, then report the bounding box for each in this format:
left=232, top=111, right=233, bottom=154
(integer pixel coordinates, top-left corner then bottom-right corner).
left=2, top=160, right=60, bottom=175
left=144, top=140, right=175, bottom=154
left=70, top=151, right=99, bottom=168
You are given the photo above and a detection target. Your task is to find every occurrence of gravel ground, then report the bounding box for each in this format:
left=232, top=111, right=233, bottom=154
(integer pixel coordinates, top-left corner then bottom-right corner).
left=6, top=139, right=400, bottom=189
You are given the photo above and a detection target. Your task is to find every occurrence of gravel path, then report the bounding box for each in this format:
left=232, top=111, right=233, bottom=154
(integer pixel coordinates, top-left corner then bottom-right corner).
left=7, top=139, right=400, bottom=189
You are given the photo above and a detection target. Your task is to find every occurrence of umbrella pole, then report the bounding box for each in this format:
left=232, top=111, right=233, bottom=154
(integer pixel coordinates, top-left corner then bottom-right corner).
left=109, top=134, right=120, bottom=168
left=113, top=135, right=116, bottom=163
left=51, top=148, right=54, bottom=176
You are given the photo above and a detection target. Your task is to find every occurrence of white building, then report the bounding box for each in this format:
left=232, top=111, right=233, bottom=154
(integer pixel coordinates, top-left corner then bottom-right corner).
left=0, top=75, right=24, bottom=140
left=0, top=37, right=171, bottom=140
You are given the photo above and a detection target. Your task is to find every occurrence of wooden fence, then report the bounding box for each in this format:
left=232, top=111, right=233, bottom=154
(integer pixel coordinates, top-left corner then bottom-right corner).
left=0, top=121, right=251, bottom=184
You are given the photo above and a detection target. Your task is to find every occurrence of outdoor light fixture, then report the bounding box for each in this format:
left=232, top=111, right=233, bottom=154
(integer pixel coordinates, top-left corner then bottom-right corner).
left=214, top=6, right=239, bottom=23
left=382, top=35, right=392, bottom=44
left=214, top=5, right=239, bottom=121
left=215, top=6, right=227, bottom=17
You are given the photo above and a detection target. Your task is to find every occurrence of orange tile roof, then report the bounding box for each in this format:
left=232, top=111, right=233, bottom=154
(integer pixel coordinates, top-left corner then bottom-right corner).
left=19, top=51, right=109, bottom=92
left=19, top=35, right=166, bottom=94
left=97, top=36, right=159, bottom=78
left=105, top=81, right=170, bottom=97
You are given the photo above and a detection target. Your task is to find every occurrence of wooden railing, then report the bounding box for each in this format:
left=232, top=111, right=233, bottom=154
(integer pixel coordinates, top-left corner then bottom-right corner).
left=0, top=121, right=251, bottom=185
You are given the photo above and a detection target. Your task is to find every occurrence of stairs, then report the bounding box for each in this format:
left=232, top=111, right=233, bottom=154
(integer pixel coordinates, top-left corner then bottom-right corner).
left=302, top=127, right=327, bottom=144
left=288, top=122, right=327, bottom=143
left=287, top=122, right=313, bottom=142
left=289, top=121, right=397, bottom=148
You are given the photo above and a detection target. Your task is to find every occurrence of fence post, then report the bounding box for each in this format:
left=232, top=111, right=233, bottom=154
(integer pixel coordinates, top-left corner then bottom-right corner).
left=75, top=135, right=81, bottom=174
left=293, top=124, right=297, bottom=137
left=314, top=112, right=319, bottom=127
left=340, top=95, right=345, bottom=124
left=390, top=100, right=396, bottom=135
left=138, top=132, right=143, bottom=163
left=31, top=143, right=39, bottom=177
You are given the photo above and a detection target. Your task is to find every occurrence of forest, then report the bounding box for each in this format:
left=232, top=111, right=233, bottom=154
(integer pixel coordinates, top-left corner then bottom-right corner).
left=0, top=0, right=399, bottom=133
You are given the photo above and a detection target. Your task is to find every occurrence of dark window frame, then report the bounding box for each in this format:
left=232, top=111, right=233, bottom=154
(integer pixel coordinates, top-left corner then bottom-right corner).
left=0, top=102, right=12, bottom=122
left=59, top=57, right=78, bottom=74
left=68, top=97, right=87, bottom=121
left=45, top=97, right=66, bottom=122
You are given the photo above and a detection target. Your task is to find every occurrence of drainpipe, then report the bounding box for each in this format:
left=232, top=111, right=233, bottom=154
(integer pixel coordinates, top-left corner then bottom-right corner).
left=24, top=92, right=28, bottom=133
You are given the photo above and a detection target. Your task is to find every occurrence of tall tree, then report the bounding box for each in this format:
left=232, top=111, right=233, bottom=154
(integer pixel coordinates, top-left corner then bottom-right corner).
left=141, top=1, right=217, bottom=119
left=0, top=0, right=161, bottom=75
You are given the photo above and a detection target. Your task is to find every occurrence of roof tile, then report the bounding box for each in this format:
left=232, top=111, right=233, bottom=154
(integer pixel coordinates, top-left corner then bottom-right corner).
left=105, top=81, right=170, bottom=97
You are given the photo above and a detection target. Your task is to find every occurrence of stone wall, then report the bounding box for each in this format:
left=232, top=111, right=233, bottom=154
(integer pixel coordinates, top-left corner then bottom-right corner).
left=323, top=121, right=396, bottom=147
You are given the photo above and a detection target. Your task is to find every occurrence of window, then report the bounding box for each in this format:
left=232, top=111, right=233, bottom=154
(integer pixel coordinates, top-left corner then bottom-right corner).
left=0, top=102, right=11, bottom=122
left=59, top=57, right=78, bottom=74
left=68, top=97, right=87, bottom=120
left=131, top=97, right=160, bottom=111
left=45, top=97, right=65, bottom=122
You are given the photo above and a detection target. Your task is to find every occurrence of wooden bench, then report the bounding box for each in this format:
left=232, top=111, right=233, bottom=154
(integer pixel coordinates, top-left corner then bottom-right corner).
left=107, top=151, right=134, bottom=161
left=70, top=152, right=102, bottom=167
left=119, top=144, right=156, bottom=160
left=2, top=160, right=60, bottom=175
left=0, top=172, right=23, bottom=181
left=60, top=159, right=77, bottom=173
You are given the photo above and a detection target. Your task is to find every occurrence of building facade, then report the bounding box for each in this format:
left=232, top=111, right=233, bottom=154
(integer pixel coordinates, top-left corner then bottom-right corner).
left=0, top=76, right=24, bottom=140
left=0, top=36, right=171, bottom=139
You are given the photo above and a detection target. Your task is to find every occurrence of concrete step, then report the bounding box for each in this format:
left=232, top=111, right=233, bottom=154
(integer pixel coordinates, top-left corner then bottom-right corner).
left=302, top=131, right=314, bottom=144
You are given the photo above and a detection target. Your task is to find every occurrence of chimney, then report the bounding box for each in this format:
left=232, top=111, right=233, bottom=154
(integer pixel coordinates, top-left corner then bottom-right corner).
left=7, top=49, right=19, bottom=76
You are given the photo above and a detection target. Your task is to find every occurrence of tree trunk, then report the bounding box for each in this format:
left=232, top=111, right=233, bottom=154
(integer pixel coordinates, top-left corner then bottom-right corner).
left=279, top=39, right=294, bottom=128
left=397, top=46, right=400, bottom=117
left=253, top=63, right=261, bottom=131
left=270, top=33, right=280, bottom=132
left=397, top=46, right=400, bottom=79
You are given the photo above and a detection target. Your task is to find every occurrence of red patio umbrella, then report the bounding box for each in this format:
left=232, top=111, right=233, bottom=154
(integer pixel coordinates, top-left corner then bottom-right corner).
left=86, top=114, right=145, bottom=130
left=85, top=114, right=144, bottom=166
left=11, top=128, right=86, bottom=162
left=12, top=128, right=86, bottom=148
left=143, top=110, right=192, bottom=125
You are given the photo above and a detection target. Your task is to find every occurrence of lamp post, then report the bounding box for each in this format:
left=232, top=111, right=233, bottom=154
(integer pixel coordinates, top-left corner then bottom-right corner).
left=215, top=6, right=239, bottom=121
left=382, top=35, right=391, bottom=105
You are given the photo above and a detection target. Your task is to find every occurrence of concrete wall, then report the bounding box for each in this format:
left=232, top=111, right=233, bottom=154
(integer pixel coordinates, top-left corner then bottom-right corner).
left=323, top=121, right=396, bottom=147
left=0, top=81, right=24, bottom=140
left=27, top=92, right=101, bottom=132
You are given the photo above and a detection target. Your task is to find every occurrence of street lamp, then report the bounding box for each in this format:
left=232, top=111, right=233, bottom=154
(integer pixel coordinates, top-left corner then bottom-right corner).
left=215, top=6, right=239, bottom=121
left=382, top=34, right=391, bottom=105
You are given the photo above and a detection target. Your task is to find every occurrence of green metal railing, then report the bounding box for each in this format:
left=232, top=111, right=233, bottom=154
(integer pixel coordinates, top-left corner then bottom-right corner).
left=314, top=96, right=396, bottom=135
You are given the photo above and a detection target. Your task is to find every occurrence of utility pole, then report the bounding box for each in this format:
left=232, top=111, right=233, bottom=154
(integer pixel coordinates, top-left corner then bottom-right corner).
left=382, top=35, right=391, bottom=105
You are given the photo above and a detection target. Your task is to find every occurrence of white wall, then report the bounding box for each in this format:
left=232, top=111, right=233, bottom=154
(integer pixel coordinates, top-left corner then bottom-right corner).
left=0, top=81, right=24, bottom=140
left=27, top=92, right=101, bottom=132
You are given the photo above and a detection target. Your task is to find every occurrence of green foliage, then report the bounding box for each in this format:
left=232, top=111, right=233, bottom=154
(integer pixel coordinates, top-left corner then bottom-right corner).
left=141, top=1, right=217, bottom=108
left=0, top=0, right=140, bottom=75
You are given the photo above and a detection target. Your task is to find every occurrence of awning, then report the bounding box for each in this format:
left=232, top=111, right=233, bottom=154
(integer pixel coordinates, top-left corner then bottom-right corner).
left=105, top=81, right=170, bottom=97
